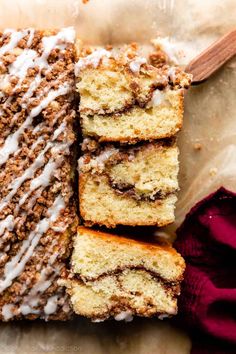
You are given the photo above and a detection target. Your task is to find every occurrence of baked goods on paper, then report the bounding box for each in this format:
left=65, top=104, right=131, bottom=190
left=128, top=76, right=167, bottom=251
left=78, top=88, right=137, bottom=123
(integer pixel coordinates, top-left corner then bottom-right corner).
left=0, top=1, right=234, bottom=353
left=0, top=28, right=77, bottom=320
left=60, top=226, right=185, bottom=322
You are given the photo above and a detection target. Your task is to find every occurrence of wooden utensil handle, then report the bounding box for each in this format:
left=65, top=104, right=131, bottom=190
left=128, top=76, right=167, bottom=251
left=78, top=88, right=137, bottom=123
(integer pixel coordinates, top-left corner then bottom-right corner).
left=185, top=29, right=236, bottom=85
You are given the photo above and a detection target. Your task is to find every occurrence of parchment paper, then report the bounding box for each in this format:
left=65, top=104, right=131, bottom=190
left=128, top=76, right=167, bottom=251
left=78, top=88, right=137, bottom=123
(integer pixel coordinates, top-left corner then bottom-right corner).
left=0, top=0, right=235, bottom=353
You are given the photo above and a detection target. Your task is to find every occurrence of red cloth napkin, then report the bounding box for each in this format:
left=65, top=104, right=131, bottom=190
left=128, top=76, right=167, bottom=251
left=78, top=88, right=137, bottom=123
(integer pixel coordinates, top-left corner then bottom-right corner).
left=174, top=187, right=236, bottom=354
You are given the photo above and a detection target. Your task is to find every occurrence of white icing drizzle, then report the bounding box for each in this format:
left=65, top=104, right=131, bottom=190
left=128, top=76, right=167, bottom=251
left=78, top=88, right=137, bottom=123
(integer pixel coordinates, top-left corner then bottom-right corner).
left=19, top=269, right=59, bottom=316
left=9, top=49, right=37, bottom=79
left=2, top=303, right=15, bottom=320
left=0, top=83, right=70, bottom=166
left=147, top=89, right=165, bottom=108
left=51, top=224, right=67, bottom=233
left=32, top=83, right=70, bottom=117
left=129, top=57, right=147, bottom=73
left=8, top=111, right=20, bottom=127
left=20, top=75, right=41, bottom=103
left=114, top=310, right=133, bottom=322
left=92, top=318, right=105, bottom=323
left=0, top=107, right=64, bottom=187
left=20, top=304, right=40, bottom=316
left=75, top=48, right=111, bottom=75
left=168, top=67, right=177, bottom=82
left=158, top=314, right=170, bottom=320
left=12, top=201, right=67, bottom=318
left=94, top=148, right=118, bottom=167
left=17, top=159, right=58, bottom=212
left=0, top=195, right=65, bottom=292
left=44, top=295, right=58, bottom=315
left=41, top=28, right=75, bottom=71
left=26, top=28, right=35, bottom=47
left=153, top=37, right=181, bottom=65
left=31, top=270, right=52, bottom=293
left=0, top=74, right=10, bottom=92
left=0, top=29, right=29, bottom=55
left=51, top=103, right=68, bottom=126
left=0, top=215, right=14, bottom=236
left=0, top=121, right=69, bottom=244
left=30, top=160, right=58, bottom=190
left=50, top=27, right=75, bottom=45
left=25, top=187, right=43, bottom=212
left=20, top=71, right=68, bottom=108
left=30, top=136, right=44, bottom=151
left=78, top=147, right=118, bottom=173
left=8, top=47, right=38, bottom=98
left=1, top=28, right=13, bottom=37
left=52, top=121, right=67, bottom=138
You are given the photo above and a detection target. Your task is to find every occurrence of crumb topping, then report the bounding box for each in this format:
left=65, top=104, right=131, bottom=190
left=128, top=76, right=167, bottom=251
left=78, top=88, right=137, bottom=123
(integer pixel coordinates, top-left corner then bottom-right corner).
left=0, top=28, right=77, bottom=321
left=75, top=43, right=192, bottom=89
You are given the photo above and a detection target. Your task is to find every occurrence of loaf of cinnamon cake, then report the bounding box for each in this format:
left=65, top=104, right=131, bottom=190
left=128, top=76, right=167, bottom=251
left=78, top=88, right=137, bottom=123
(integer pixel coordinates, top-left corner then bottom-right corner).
left=60, top=226, right=185, bottom=321
left=75, top=44, right=191, bottom=143
left=79, top=138, right=179, bottom=227
left=0, top=28, right=77, bottom=320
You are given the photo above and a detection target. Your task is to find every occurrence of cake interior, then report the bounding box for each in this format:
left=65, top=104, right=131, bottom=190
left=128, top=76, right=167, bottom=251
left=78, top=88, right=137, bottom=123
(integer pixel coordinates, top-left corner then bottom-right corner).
left=76, top=45, right=191, bottom=142
left=79, top=139, right=179, bottom=200
left=79, top=138, right=179, bottom=227
left=81, top=90, right=183, bottom=142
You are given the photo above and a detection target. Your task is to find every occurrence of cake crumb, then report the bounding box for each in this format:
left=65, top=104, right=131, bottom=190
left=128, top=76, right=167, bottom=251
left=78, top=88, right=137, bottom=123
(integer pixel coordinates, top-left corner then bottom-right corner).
left=193, top=143, right=202, bottom=151
left=209, top=167, right=218, bottom=176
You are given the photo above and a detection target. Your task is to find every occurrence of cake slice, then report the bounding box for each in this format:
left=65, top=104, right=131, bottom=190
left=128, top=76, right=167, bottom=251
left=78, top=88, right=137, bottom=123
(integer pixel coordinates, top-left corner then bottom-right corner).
left=60, top=226, right=185, bottom=321
left=79, top=138, right=179, bottom=227
left=0, top=28, right=77, bottom=321
left=75, top=44, right=191, bottom=143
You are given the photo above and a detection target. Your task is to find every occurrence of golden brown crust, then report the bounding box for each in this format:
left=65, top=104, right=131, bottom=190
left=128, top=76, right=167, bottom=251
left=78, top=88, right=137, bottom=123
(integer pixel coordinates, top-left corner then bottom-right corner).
left=77, top=226, right=182, bottom=256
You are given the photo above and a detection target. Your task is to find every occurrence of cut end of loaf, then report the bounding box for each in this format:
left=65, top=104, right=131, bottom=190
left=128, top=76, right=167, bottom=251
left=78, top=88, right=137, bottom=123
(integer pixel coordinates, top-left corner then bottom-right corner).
left=76, top=43, right=191, bottom=142
left=60, top=227, right=185, bottom=321
left=79, top=139, right=179, bottom=227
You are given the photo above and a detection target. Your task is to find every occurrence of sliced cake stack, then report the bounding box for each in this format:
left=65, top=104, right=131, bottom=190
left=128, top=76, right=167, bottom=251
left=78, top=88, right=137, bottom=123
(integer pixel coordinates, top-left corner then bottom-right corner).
left=60, top=42, right=191, bottom=322
left=76, top=44, right=191, bottom=227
